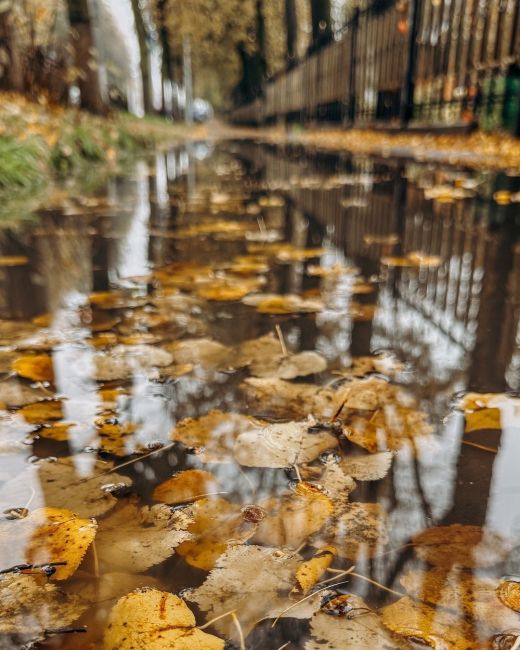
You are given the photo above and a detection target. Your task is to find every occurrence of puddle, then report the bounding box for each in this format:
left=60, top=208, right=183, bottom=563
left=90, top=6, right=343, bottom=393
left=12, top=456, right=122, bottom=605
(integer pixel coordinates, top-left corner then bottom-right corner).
left=0, top=140, right=519, bottom=649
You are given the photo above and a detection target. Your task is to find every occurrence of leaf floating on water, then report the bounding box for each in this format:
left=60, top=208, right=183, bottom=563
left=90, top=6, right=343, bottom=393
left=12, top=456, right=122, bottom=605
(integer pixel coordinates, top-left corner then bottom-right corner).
left=104, top=589, right=224, bottom=650
left=12, top=354, right=54, bottom=382
left=0, top=457, right=133, bottom=518
left=95, top=500, right=194, bottom=573
left=94, top=345, right=174, bottom=381
left=276, top=247, right=325, bottom=263
left=176, top=497, right=257, bottom=571
left=319, top=462, right=357, bottom=510
left=412, top=524, right=514, bottom=568
left=346, top=406, right=434, bottom=453
left=152, top=469, right=219, bottom=505
left=188, top=545, right=302, bottom=639
left=168, top=338, right=231, bottom=370
left=234, top=420, right=338, bottom=468
left=306, top=593, right=408, bottom=650
left=0, top=507, right=96, bottom=580
left=253, top=483, right=334, bottom=549
left=292, top=546, right=337, bottom=596
left=497, top=579, right=520, bottom=613
left=381, top=252, right=442, bottom=269
left=318, top=502, right=389, bottom=559
left=17, top=399, right=63, bottom=424
left=242, top=293, right=325, bottom=314
left=170, top=410, right=261, bottom=463
left=400, top=568, right=519, bottom=636
left=197, top=277, right=264, bottom=301
left=381, top=596, right=480, bottom=649
left=464, top=408, right=502, bottom=432
left=0, top=574, right=87, bottom=643
left=307, top=263, right=356, bottom=277
left=340, top=451, right=394, bottom=481
left=237, top=334, right=327, bottom=379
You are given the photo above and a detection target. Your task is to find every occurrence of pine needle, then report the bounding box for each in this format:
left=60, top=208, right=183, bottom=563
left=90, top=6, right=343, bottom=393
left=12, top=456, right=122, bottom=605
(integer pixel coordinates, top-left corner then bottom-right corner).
left=327, top=569, right=405, bottom=598
left=197, top=609, right=237, bottom=630
left=275, top=324, right=288, bottom=357
left=316, top=565, right=355, bottom=586
left=232, top=612, right=245, bottom=650
left=462, top=439, right=497, bottom=453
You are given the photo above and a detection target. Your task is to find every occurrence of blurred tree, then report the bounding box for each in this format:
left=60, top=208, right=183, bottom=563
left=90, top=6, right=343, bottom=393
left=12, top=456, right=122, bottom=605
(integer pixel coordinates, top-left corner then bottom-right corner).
left=285, top=0, right=297, bottom=66
left=130, top=0, right=153, bottom=113
left=66, top=0, right=106, bottom=113
left=0, top=3, right=24, bottom=92
left=309, top=0, right=332, bottom=50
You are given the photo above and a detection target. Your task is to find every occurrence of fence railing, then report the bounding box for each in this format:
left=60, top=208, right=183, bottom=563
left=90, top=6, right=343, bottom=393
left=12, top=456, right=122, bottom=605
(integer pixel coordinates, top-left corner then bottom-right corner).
left=229, top=0, right=520, bottom=134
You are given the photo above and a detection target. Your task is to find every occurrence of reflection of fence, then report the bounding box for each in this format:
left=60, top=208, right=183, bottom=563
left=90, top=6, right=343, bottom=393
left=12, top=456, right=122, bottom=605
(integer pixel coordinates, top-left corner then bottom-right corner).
left=230, top=0, right=520, bottom=134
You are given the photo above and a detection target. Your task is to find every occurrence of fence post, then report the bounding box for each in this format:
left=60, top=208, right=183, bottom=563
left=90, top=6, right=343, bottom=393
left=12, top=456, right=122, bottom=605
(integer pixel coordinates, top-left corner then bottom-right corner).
left=347, top=8, right=359, bottom=125
left=400, top=0, right=420, bottom=127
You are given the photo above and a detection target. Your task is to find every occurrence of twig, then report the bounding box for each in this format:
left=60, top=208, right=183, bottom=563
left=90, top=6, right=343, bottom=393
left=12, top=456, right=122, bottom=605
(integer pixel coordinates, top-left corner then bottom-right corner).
left=44, top=627, right=87, bottom=637
left=198, top=609, right=237, bottom=630
left=232, top=612, right=245, bottom=650
left=462, top=439, right=497, bottom=453
left=327, top=569, right=405, bottom=598
left=293, top=464, right=302, bottom=482
left=275, top=324, right=288, bottom=357
left=277, top=644, right=290, bottom=650
left=316, top=565, right=355, bottom=586
left=271, top=580, right=351, bottom=628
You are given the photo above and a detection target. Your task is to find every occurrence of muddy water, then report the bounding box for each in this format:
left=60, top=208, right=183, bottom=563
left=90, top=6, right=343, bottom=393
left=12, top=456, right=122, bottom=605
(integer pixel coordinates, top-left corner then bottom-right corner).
left=0, top=140, right=519, bottom=649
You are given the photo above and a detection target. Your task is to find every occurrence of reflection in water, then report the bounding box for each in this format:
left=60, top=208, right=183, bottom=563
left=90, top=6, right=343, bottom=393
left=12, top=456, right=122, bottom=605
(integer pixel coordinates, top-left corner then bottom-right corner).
left=0, top=141, right=518, bottom=648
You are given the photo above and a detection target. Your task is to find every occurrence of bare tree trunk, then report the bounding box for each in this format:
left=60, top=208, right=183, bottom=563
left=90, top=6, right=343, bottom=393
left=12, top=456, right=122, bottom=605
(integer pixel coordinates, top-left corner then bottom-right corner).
left=310, top=0, right=332, bottom=50
left=285, top=0, right=297, bottom=66
left=131, top=0, right=153, bottom=114
left=66, top=0, right=106, bottom=113
left=157, top=0, right=173, bottom=116
left=0, top=9, right=24, bottom=92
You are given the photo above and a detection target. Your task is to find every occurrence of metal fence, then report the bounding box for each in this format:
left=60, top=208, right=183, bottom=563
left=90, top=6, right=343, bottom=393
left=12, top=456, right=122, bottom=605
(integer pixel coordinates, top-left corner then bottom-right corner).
left=229, top=0, right=520, bottom=134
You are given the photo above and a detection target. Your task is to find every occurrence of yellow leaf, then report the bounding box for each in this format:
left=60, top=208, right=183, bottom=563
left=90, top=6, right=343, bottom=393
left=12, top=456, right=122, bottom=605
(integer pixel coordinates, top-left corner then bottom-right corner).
left=464, top=408, right=501, bottom=432
left=291, top=545, right=336, bottom=595
left=12, top=354, right=54, bottom=382
left=104, top=589, right=224, bottom=650
left=0, top=507, right=96, bottom=580
left=17, top=399, right=63, bottom=424
left=152, top=469, right=218, bottom=505
left=497, top=579, right=520, bottom=612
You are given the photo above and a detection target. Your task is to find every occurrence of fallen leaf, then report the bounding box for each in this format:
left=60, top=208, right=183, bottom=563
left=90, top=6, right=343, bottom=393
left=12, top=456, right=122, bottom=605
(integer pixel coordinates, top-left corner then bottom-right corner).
left=234, top=420, right=338, bottom=468
left=94, top=345, right=174, bottom=381
left=346, top=406, right=434, bottom=452
left=307, top=263, right=356, bottom=277
left=176, top=497, right=257, bottom=570
left=381, top=596, right=479, bottom=649
left=276, top=247, right=325, bottom=262
left=152, top=469, right=219, bottom=505
left=307, top=593, right=409, bottom=650
left=253, top=483, right=334, bottom=548
left=340, top=451, right=394, bottom=480
left=95, top=500, right=193, bottom=573
left=197, top=276, right=263, bottom=301
left=170, top=410, right=261, bottom=462
left=246, top=293, right=325, bottom=314
left=412, top=524, right=514, bottom=568
left=0, top=457, right=133, bottom=518
left=104, top=589, right=224, bottom=650
left=0, top=507, right=96, bottom=580
left=188, top=545, right=302, bottom=638
left=465, top=408, right=502, bottom=432
left=0, top=574, right=87, bottom=643
left=401, top=568, right=519, bottom=636
left=497, top=579, right=520, bottom=612
left=17, top=399, right=63, bottom=424
left=12, top=354, right=54, bottom=382
left=317, top=502, right=389, bottom=559
left=319, top=461, right=357, bottom=510
left=292, top=545, right=336, bottom=595
left=168, top=338, right=231, bottom=370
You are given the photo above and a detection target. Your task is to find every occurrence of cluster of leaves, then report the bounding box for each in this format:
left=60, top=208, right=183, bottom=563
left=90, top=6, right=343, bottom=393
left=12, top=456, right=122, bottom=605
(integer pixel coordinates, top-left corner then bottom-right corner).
left=0, top=158, right=519, bottom=649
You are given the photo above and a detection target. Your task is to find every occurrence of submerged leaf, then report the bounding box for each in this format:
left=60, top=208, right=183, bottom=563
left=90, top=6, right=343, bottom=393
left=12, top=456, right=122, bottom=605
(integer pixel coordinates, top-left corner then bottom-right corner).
left=465, top=408, right=502, bottom=432
left=188, top=545, right=302, bottom=638
left=0, top=378, right=49, bottom=407
left=168, top=338, right=231, bottom=370
left=152, top=469, right=219, bottom=505
left=340, top=451, right=394, bottom=481
left=0, top=457, right=133, bottom=518
left=12, top=354, right=54, bottom=382
left=0, top=507, right=96, bottom=580
left=412, top=524, right=513, bottom=568
left=253, top=483, right=334, bottom=548
left=105, top=589, right=224, bottom=650
left=176, top=497, right=257, bottom=570
left=234, top=420, right=338, bottom=468
left=95, top=501, right=193, bottom=573
left=307, top=594, right=408, bottom=650
left=0, top=574, right=87, bottom=642
left=381, top=596, right=479, bottom=649
left=401, top=568, right=519, bottom=636
left=17, top=399, right=63, bottom=424
left=170, top=410, right=262, bottom=463
left=497, top=579, right=520, bottom=612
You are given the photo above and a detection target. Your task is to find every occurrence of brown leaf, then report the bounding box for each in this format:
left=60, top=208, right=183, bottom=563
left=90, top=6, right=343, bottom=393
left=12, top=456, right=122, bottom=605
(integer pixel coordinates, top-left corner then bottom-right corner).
left=12, top=354, right=54, bottom=382
left=152, top=469, right=219, bottom=505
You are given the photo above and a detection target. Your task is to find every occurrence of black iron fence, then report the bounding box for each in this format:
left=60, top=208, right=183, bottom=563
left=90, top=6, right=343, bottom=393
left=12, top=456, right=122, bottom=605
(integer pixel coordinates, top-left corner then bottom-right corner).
left=229, top=0, right=520, bottom=134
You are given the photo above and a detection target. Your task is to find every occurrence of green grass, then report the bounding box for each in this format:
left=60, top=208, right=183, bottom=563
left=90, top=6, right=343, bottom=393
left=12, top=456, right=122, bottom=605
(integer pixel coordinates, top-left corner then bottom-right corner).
left=0, top=136, right=48, bottom=189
